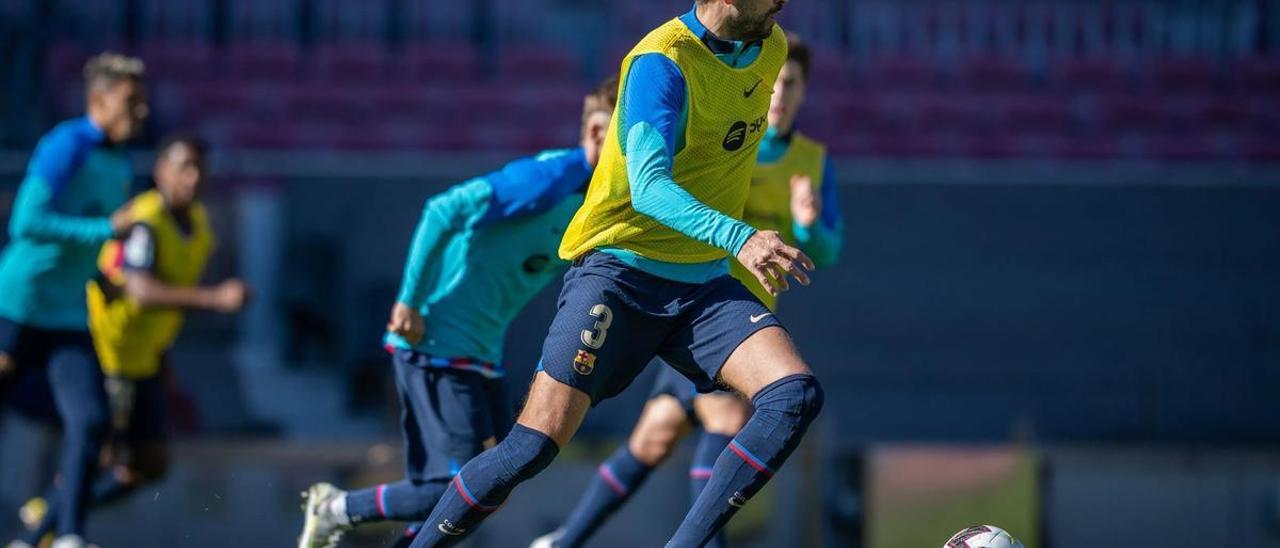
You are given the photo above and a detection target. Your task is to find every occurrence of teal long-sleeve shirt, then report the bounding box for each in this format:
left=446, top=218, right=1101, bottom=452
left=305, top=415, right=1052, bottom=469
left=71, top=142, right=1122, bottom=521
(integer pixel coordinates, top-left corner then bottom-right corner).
left=0, top=117, right=132, bottom=329
left=386, top=148, right=591, bottom=372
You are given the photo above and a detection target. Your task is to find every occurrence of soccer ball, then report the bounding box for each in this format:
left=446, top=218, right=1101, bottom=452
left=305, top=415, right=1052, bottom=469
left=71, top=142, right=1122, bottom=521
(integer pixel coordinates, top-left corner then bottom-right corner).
left=943, top=525, right=1025, bottom=548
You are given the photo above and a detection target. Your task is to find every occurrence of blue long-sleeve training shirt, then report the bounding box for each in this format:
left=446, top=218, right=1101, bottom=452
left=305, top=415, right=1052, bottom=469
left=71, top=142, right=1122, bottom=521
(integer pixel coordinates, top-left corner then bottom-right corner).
left=0, top=116, right=132, bottom=329
left=386, top=148, right=592, bottom=374
left=600, top=5, right=769, bottom=283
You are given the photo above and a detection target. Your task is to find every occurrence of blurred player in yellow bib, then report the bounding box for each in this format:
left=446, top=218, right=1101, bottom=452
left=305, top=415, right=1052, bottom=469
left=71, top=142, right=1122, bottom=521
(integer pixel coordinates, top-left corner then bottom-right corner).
left=19, top=135, right=248, bottom=544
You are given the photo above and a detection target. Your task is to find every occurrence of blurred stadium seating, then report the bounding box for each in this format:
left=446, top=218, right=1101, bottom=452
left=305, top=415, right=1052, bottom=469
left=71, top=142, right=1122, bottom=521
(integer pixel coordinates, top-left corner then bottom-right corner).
left=2, top=0, right=1277, bottom=161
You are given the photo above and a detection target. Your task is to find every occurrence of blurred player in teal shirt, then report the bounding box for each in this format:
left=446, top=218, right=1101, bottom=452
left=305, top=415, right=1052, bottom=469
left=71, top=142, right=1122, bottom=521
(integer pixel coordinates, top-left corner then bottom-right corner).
left=297, top=75, right=618, bottom=548
left=1, top=53, right=147, bottom=548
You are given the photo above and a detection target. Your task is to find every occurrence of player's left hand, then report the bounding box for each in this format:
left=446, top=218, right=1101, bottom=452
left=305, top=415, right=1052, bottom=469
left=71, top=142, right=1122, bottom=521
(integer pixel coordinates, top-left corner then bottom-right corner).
left=0, top=352, right=13, bottom=378
left=789, top=174, right=821, bottom=228
left=388, top=302, right=425, bottom=345
left=736, top=230, right=815, bottom=296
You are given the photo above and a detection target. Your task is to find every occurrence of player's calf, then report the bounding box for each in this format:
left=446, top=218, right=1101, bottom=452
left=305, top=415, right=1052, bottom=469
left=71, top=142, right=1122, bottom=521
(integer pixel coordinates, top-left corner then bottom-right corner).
left=410, top=373, right=588, bottom=547
left=410, top=424, right=559, bottom=547
left=668, top=371, right=824, bottom=547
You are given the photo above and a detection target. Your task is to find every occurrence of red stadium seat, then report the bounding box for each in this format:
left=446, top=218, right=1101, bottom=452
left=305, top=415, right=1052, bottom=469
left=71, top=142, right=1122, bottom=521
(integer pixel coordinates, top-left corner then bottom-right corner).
left=226, top=42, right=302, bottom=82
left=867, top=132, right=952, bottom=158
left=1002, top=95, right=1074, bottom=133
left=1149, top=57, right=1218, bottom=92
left=1145, top=135, right=1219, bottom=162
left=1047, top=135, right=1124, bottom=160
left=909, top=92, right=990, bottom=132
left=1098, top=94, right=1175, bottom=131
left=406, top=43, right=480, bottom=83
left=857, top=56, right=942, bottom=89
left=962, top=134, right=1024, bottom=158
left=181, top=81, right=286, bottom=121
left=497, top=44, right=577, bottom=83
left=45, top=42, right=90, bottom=81
left=1195, top=97, right=1256, bottom=131
left=284, top=85, right=377, bottom=122
left=1239, top=57, right=1280, bottom=92
left=1243, top=138, right=1280, bottom=162
left=959, top=56, right=1033, bottom=91
left=311, top=43, right=390, bottom=83
left=135, top=41, right=214, bottom=83
left=1054, top=57, right=1132, bottom=91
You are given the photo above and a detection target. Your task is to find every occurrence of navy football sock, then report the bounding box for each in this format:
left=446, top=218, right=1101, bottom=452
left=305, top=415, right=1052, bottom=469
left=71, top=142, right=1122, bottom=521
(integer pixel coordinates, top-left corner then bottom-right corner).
left=556, top=445, right=655, bottom=547
left=689, top=432, right=732, bottom=548
left=409, top=424, right=559, bottom=547
left=667, top=375, right=823, bottom=547
left=346, top=479, right=449, bottom=523
left=390, top=523, right=422, bottom=548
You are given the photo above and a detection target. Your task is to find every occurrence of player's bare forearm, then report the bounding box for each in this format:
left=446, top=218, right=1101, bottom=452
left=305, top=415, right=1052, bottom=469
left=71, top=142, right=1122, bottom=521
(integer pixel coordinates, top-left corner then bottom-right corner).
left=124, top=272, right=248, bottom=312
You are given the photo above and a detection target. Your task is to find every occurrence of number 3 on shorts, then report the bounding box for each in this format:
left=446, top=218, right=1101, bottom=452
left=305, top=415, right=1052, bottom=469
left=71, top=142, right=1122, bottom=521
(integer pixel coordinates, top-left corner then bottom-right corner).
left=580, top=304, right=613, bottom=349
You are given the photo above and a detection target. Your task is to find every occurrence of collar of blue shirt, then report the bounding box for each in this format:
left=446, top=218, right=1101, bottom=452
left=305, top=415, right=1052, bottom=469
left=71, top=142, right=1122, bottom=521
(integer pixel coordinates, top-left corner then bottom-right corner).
left=679, top=3, right=763, bottom=61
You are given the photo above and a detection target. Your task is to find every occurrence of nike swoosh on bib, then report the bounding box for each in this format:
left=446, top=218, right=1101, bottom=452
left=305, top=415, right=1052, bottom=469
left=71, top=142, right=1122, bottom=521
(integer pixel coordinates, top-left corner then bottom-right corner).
left=743, top=78, right=762, bottom=98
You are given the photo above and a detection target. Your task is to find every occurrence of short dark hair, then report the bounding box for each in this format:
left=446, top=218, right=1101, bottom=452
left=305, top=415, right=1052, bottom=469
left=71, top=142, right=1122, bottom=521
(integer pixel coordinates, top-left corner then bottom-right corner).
left=583, top=73, right=619, bottom=121
left=785, top=32, right=811, bottom=81
left=83, top=52, right=145, bottom=92
left=156, top=132, right=208, bottom=162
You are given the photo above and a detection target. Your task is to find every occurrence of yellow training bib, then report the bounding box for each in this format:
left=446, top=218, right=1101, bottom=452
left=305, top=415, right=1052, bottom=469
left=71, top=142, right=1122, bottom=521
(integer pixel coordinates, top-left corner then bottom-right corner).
left=559, top=19, right=788, bottom=263
left=87, top=190, right=215, bottom=379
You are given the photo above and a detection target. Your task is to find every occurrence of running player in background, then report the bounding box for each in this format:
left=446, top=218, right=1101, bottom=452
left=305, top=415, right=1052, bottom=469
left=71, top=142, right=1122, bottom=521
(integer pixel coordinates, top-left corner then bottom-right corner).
left=410, top=1, right=823, bottom=547
left=531, top=32, right=842, bottom=548
left=296, top=75, right=618, bottom=548
left=0, top=53, right=147, bottom=548
left=15, top=134, right=249, bottom=546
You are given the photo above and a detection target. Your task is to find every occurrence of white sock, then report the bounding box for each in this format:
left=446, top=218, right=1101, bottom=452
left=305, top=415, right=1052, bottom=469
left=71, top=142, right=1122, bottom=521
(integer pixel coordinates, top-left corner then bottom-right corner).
left=328, top=495, right=351, bottom=526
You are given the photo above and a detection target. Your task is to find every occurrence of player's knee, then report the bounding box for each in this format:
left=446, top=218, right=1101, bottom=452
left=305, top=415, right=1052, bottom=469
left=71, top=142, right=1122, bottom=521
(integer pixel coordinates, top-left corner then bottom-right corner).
left=701, top=405, right=749, bottom=435
left=629, top=398, right=688, bottom=464
left=630, top=425, right=680, bottom=465
left=496, top=424, right=560, bottom=483
left=752, top=374, right=824, bottom=428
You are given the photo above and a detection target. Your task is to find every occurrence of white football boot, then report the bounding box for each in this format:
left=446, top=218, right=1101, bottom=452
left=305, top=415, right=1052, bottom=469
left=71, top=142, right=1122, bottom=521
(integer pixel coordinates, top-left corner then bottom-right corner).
left=298, top=482, right=351, bottom=548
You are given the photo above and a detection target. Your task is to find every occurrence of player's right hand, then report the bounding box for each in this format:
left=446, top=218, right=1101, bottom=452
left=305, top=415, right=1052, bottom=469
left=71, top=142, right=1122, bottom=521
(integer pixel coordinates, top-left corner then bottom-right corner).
left=736, top=230, right=815, bottom=296
left=388, top=302, right=425, bottom=345
left=109, top=202, right=135, bottom=237
left=0, top=352, right=13, bottom=377
left=212, top=279, right=250, bottom=313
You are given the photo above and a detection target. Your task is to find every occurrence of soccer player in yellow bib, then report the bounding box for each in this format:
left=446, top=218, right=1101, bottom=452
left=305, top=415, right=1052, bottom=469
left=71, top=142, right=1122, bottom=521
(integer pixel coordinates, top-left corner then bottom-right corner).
left=532, top=33, right=841, bottom=548
left=410, top=2, right=823, bottom=547
left=18, top=135, right=248, bottom=544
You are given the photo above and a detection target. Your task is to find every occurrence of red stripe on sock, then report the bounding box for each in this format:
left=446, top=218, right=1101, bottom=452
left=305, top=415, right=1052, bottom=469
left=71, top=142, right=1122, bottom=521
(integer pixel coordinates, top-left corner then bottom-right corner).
left=729, top=443, right=773, bottom=478
left=452, top=477, right=497, bottom=512
left=598, top=465, right=628, bottom=496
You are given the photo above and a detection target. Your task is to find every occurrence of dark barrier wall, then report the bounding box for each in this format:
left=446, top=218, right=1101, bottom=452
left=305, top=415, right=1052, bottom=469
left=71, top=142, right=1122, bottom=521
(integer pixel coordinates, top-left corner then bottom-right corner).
left=460, top=182, right=1280, bottom=445
left=4, top=179, right=1278, bottom=444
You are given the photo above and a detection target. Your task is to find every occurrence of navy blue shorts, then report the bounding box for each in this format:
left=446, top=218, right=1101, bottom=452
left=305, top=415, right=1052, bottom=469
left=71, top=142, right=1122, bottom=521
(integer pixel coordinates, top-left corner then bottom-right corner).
left=391, top=348, right=514, bottom=482
left=539, top=252, right=782, bottom=406
left=0, top=318, right=104, bottom=423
